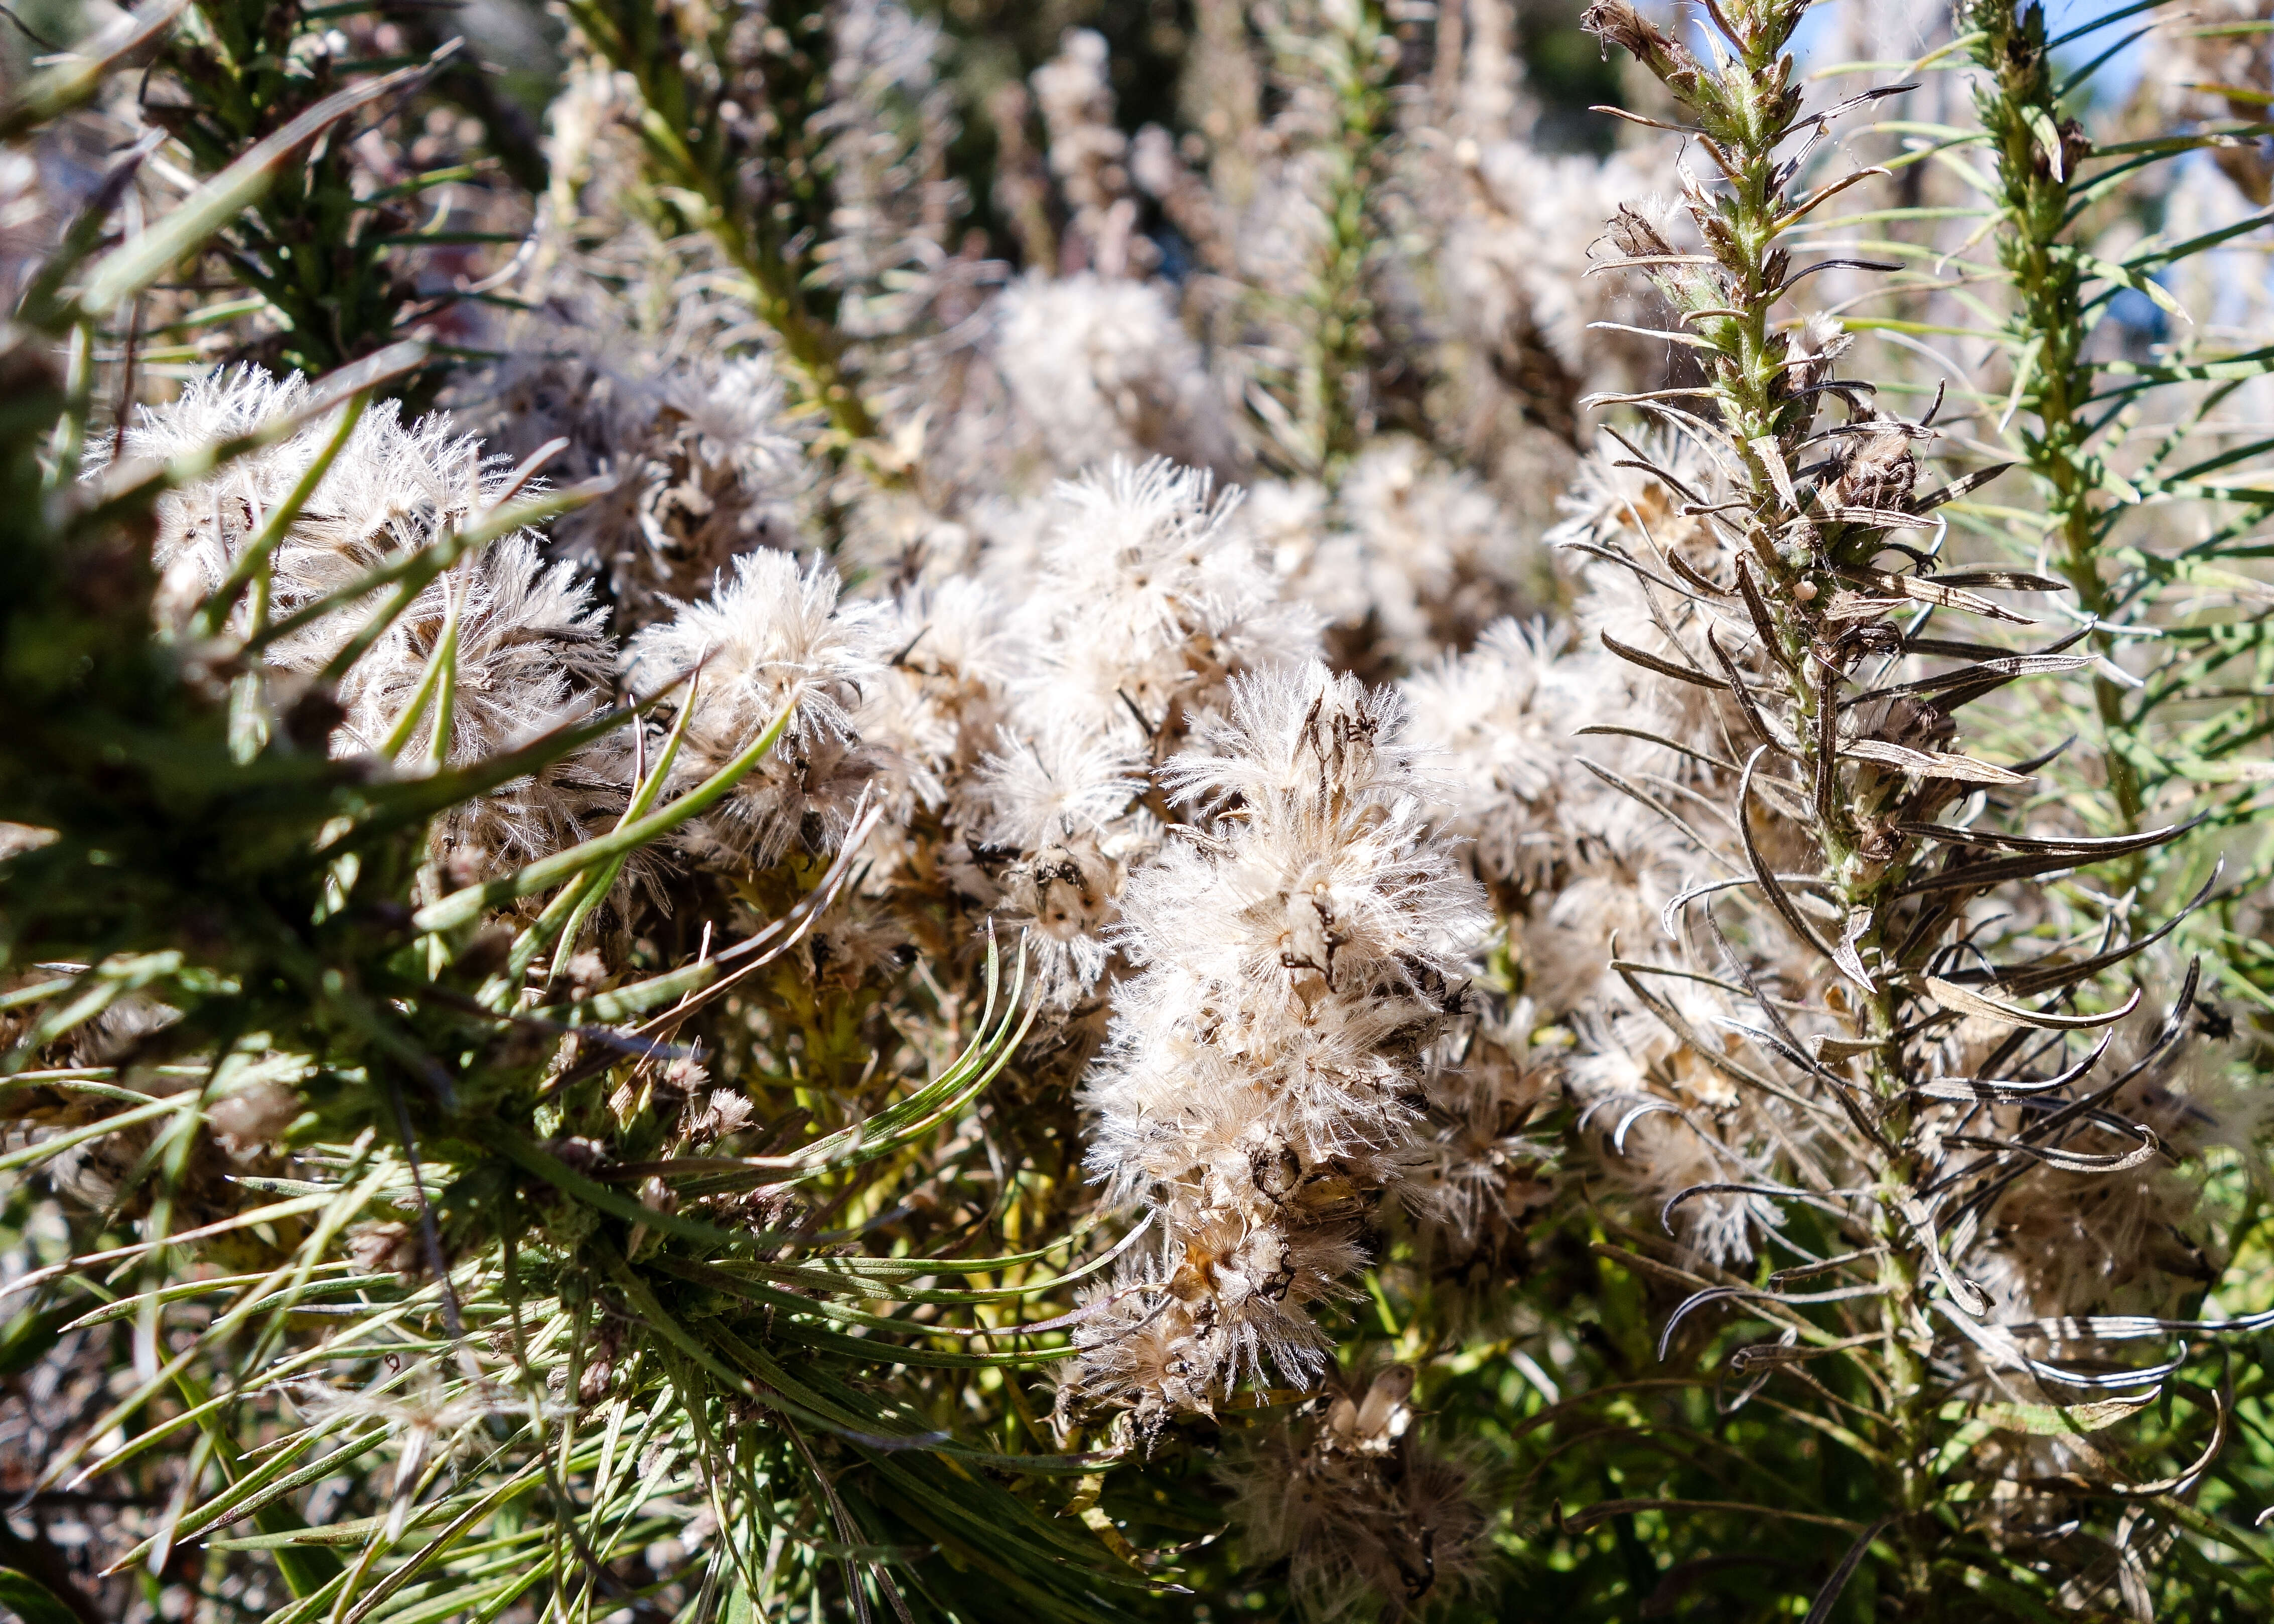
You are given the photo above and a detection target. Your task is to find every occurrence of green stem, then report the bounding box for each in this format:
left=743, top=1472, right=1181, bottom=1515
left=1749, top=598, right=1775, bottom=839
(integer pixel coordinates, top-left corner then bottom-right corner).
left=1598, top=0, right=1949, bottom=1603
left=561, top=0, right=881, bottom=455
left=1272, top=2, right=1395, bottom=476
left=198, top=393, right=369, bottom=643
left=1969, top=1, right=2143, bottom=836
left=43, top=322, right=94, bottom=495
left=411, top=694, right=793, bottom=935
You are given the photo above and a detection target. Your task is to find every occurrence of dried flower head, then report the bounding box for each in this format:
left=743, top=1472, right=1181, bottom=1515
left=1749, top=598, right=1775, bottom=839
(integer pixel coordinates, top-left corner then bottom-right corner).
left=1222, top=1366, right=1492, bottom=1621
left=1071, top=664, right=1487, bottom=1425
left=622, top=552, right=890, bottom=868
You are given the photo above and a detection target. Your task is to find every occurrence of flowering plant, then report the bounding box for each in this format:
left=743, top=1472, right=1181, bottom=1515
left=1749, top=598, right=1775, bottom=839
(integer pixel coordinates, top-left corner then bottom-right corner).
left=4, top=1, right=2274, bottom=1619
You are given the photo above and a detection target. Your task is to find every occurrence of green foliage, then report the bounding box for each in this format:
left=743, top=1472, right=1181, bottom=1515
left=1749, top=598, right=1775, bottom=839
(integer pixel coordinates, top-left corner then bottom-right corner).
left=144, top=2, right=429, bottom=377
left=7, top=2, right=2274, bottom=1620
left=559, top=0, right=879, bottom=447
left=1953, top=1, right=2274, bottom=1009
left=0, top=61, right=1144, bottom=1621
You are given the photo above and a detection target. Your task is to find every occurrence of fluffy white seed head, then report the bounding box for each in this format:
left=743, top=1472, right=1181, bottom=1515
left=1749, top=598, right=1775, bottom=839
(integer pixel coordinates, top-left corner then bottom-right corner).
left=1002, top=457, right=1319, bottom=746
left=1070, top=664, right=1490, bottom=1423
left=339, top=534, right=625, bottom=870
left=994, top=273, right=1234, bottom=475
left=127, top=368, right=506, bottom=652
left=622, top=552, right=891, bottom=868
left=1220, top=1366, right=1492, bottom=1622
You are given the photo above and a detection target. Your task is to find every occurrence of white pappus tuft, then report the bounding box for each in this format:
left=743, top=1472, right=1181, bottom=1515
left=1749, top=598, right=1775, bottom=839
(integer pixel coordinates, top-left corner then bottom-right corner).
left=1068, top=663, right=1489, bottom=1429
left=622, top=551, right=892, bottom=869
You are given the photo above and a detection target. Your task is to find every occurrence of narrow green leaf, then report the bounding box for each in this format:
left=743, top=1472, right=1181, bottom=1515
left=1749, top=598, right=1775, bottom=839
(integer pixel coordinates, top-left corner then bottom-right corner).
left=0, top=1567, right=86, bottom=1624
left=0, top=0, right=188, bottom=142
left=77, top=57, right=448, bottom=318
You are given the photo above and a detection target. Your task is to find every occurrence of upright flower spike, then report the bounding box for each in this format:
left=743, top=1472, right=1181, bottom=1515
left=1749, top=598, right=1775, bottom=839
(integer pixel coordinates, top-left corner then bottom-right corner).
left=1581, top=0, right=2238, bottom=1604
left=1964, top=0, right=2137, bottom=832
left=1027, top=29, right=1144, bottom=275
left=1069, top=663, right=1487, bottom=1431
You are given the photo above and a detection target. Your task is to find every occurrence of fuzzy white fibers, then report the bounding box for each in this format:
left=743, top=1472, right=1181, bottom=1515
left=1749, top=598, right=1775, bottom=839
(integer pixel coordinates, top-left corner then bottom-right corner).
left=1575, top=1070, right=1777, bottom=1266
left=128, top=367, right=508, bottom=647
left=474, top=345, right=809, bottom=631
left=851, top=575, right=1150, bottom=1001
left=117, top=365, right=632, bottom=869
left=1400, top=618, right=1609, bottom=891
left=975, top=717, right=1152, bottom=995
left=1948, top=1011, right=2254, bottom=1328
left=998, top=457, right=1319, bottom=750
left=994, top=272, right=1236, bottom=476
left=1220, top=1366, right=1491, bottom=1622
left=1069, top=664, right=1488, bottom=1426
left=1439, top=139, right=1664, bottom=398
left=948, top=459, right=1319, bottom=999
left=855, top=576, right=1018, bottom=820
left=338, top=535, right=624, bottom=869
left=1551, top=428, right=1736, bottom=588
left=1387, top=1010, right=1559, bottom=1315
left=1338, top=439, right=1532, bottom=658
left=1269, top=440, right=1535, bottom=668
left=1391, top=1009, right=1555, bottom=1255
left=1399, top=427, right=1820, bottom=1269
left=621, top=552, right=892, bottom=868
